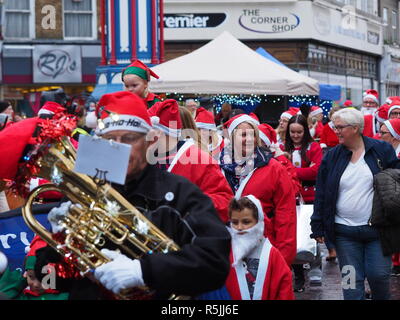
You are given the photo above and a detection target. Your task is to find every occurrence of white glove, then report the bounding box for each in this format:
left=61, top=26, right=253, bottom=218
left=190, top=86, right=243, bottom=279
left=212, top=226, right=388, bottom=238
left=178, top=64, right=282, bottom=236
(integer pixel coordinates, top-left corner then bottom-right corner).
left=0, top=251, right=8, bottom=274
left=94, top=249, right=144, bottom=294
left=47, top=201, right=72, bottom=233
left=270, top=143, right=284, bottom=158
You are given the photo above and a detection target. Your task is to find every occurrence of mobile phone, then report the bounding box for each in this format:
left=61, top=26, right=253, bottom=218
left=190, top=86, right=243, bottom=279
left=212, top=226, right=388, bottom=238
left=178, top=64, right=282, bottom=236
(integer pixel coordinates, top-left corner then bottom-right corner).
left=0, top=114, right=9, bottom=131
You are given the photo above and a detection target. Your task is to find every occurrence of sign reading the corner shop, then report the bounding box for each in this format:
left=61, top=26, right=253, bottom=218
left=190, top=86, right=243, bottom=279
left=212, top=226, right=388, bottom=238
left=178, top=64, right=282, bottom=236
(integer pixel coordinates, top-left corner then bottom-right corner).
left=239, top=8, right=300, bottom=33
left=33, top=45, right=82, bottom=83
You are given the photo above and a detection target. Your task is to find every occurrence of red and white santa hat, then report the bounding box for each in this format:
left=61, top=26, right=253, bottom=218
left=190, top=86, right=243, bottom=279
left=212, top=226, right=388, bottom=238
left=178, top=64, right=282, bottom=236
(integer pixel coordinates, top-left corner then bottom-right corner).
left=388, top=102, right=400, bottom=117
left=195, top=107, right=217, bottom=131
left=95, top=91, right=152, bottom=135
left=384, top=119, right=400, bottom=140
left=225, top=114, right=260, bottom=137
left=37, top=101, right=66, bottom=116
left=280, top=107, right=300, bottom=120
left=309, top=106, right=323, bottom=118
left=258, top=123, right=277, bottom=147
left=375, top=104, right=390, bottom=123
left=148, top=99, right=182, bottom=137
left=0, top=117, right=41, bottom=180
left=386, top=96, right=400, bottom=105
left=363, top=89, right=379, bottom=103
left=249, top=113, right=260, bottom=125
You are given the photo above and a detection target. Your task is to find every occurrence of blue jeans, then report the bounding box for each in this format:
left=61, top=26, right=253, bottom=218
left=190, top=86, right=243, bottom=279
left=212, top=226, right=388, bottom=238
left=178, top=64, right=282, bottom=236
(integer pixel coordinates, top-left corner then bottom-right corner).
left=334, top=223, right=392, bottom=300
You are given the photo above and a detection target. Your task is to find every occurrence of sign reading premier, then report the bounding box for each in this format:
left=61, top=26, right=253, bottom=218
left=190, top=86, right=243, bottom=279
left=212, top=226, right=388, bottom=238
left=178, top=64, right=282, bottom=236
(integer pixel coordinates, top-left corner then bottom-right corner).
left=164, top=13, right=226, bottom=28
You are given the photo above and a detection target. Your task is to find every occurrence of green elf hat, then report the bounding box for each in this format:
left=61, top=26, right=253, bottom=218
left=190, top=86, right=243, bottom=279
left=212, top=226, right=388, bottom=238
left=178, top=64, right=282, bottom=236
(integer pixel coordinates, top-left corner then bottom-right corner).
left=122, top=59, right=159, bottom=82
left=25, top=236, right=47, bottom=270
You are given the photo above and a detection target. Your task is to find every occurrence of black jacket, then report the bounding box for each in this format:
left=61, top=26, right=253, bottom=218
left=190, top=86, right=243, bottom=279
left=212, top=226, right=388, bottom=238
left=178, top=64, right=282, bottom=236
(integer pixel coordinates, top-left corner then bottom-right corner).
left=370, top=168, right=400, bottom=255
left=113, top=164, right=231, bottom=298
left=311, top=136, right=400, bottom=244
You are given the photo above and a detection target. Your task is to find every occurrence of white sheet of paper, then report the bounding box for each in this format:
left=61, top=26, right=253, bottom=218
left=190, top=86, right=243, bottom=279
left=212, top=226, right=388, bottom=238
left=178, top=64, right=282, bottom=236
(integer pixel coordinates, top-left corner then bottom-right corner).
left=74, top=135, right=131, bottom=185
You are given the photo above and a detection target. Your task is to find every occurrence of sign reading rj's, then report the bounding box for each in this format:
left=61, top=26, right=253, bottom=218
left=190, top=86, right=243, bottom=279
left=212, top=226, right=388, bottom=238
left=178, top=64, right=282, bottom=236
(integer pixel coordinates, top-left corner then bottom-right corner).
left=239, top=8, right=300, bottom=33
left=33, top=45, right=82, bottom=83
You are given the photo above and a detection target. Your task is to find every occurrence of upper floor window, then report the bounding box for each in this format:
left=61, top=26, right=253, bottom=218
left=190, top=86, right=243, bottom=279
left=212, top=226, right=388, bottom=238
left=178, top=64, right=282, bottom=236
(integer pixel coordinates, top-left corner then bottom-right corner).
left=63, top=0, right=96, bottom=39
left=4, top=0, right=33, bottom=39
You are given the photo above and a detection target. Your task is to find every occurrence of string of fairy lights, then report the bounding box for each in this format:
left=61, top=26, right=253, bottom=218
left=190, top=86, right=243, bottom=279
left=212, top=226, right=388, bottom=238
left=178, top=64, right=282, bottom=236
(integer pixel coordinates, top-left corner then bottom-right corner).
left=164, top=93, right=335, bottom=114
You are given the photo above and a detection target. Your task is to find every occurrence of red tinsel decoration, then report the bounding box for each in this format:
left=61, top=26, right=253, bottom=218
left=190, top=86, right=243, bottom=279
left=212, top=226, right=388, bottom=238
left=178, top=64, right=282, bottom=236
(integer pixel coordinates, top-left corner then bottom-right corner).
left=11, top=113, right=77, bottom=196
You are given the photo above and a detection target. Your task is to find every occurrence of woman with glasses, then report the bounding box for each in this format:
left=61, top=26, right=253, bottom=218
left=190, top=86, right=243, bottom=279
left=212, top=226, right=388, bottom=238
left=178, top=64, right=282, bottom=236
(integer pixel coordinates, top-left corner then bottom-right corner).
left=311, top=108, right=400, bottom=300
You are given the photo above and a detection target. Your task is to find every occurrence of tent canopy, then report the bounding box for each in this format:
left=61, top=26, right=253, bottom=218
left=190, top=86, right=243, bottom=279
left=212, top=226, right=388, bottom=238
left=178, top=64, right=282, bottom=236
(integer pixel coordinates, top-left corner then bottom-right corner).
left=149, top=31, right=319, bottom=96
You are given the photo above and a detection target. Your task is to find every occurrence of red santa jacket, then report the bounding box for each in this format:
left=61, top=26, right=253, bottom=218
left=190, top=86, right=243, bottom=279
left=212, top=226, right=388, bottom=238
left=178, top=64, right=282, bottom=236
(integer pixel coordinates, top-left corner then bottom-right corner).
left=275, top=155, right=302, bottom=195
left=225, top=240, right=294, bottom=300
left=233, top=159, right=297, bottom=266
left=168, top=140, right=233, bottom=223
left=363, top=114, right=378, bottom=138
left=314, top=120, right=324, bottom=139
left=319, top=122, right=339, bottom=148
left=291, top=142, right=322, bottom=203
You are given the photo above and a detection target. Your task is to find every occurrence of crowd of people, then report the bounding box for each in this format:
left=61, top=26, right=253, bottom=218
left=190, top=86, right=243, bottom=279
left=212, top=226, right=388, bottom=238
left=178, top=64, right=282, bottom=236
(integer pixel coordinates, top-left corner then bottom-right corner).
left=0, top=60, right=399, bottom=301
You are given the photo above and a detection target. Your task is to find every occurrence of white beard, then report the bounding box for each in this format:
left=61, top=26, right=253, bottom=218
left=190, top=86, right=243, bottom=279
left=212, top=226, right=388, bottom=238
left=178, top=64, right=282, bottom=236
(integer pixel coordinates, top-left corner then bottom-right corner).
left=85, top=111, right=98, bottom=129
left=228, top=222, right=264, bottom=266
left=361, top=107, right=375, bottom=116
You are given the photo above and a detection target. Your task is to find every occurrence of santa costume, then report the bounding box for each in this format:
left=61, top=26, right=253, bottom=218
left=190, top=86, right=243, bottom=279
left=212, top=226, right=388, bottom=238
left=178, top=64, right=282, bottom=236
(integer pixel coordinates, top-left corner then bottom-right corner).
left=221, top=114, right=297, bottom=266
left=225, top=195, right=294, bottom=300
left=121, top=59, right=161, bottom=108
left=195, top=107, right=224, bottom=161
left=361, top=89, right=379, bottom=115
left=277, top=108, right=300, bottom=146
left=320, top=121, right=339, bottom=149
left=148, top=99, right=233, bottom=223
left=372, top=104, right=390, bottom=140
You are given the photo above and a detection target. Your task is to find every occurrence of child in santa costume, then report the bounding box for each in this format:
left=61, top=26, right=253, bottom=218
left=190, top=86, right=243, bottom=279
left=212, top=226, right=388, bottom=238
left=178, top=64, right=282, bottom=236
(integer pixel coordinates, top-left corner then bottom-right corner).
left=225, top=195, right=294, bottom=300
left=121, top=59, right=161, bottom=108
left=195, top=107, right=224, bottom=161
left=0, top=236, right=69, bottom=300
left=148, top=99, right=233, bottom=223
left=220, top=114, right=297, bottom=266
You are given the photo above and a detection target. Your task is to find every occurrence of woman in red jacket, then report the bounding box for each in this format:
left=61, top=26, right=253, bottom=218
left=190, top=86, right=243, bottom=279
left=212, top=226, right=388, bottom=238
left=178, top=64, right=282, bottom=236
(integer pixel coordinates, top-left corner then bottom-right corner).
left=284, top=114, right=323, bottom=204
left=220, top=114, right=297, bottom=266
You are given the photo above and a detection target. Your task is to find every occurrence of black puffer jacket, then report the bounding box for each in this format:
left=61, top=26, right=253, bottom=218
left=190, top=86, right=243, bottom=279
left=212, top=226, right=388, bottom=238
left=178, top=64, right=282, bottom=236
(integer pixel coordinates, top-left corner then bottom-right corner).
left=371, top=168, right=400, bottom=255
left=113, top=164, right=231, bottom=298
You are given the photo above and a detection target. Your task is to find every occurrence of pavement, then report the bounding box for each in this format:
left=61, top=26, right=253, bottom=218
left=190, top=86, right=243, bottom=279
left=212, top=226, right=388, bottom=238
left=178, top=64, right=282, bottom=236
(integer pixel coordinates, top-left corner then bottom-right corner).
left=293, top=245, right=400, bottom=300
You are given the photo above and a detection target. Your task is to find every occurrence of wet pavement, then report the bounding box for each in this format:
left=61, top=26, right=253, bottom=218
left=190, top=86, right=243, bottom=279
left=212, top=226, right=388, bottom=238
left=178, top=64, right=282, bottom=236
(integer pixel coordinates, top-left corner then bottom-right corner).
left=293, top=245, right=400, bottom=300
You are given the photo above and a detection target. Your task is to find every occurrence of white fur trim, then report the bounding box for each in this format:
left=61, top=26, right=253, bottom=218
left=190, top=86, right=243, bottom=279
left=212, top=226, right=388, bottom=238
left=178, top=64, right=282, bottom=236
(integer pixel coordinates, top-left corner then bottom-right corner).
left=38, top=109, right=55, bottom=116
left=153, top=122, right=181, bottom=137
left=363, top=94, right=379, bottom=103
left=196, top=122, right=217, bottom=131
left=150, top=116, right=160, bottom=125
left=95, top=114, right=152, bottom=135
left=389, top=105, right=400, bottom=116
left=310, top=109, right=323, bottom=117
left=280, top=112, right=293, bottom=120
left=384, top=120, right=400, bottom=140
left=259, top=130, right=271, bottom=147
left=228, top=115, right=259, bottom=136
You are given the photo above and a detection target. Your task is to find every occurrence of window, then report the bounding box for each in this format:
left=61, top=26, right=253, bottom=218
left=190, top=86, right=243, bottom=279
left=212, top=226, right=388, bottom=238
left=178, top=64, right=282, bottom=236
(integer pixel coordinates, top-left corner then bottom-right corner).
left=63, top=0, right=96, bottom=39
left=383, top=8, right=388, bottom=24
left=4, top=0, right=33, bottom=39
left=392, top=10, right=398, bottom=42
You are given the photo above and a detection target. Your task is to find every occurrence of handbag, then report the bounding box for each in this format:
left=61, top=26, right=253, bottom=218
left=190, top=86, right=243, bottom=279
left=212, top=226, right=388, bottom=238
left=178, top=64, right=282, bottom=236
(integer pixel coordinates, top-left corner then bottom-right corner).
left=293, top=197, right=317, bottom=264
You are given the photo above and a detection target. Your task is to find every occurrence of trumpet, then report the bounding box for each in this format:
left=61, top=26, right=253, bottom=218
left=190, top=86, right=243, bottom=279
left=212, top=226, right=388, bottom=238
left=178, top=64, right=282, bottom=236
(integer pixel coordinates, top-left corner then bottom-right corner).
left=22, top=137, right=182, bottom=299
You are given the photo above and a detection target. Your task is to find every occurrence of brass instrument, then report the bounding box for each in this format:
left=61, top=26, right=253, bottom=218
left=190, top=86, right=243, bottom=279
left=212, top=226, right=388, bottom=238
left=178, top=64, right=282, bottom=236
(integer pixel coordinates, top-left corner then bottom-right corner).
left=22, top=137, right=181, bottom=299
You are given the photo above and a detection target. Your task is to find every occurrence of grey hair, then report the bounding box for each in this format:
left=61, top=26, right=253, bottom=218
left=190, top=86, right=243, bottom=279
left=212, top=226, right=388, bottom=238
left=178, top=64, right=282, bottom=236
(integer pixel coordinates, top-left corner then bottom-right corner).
left=185, top=99, right=198, bottom=106
left=332, top=108, right=364, bottom=133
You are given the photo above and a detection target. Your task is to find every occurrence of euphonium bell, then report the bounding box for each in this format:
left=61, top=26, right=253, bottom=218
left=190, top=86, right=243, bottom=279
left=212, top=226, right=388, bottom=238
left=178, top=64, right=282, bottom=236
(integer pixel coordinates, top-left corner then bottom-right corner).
left=22, top=137, right=182, bottom=299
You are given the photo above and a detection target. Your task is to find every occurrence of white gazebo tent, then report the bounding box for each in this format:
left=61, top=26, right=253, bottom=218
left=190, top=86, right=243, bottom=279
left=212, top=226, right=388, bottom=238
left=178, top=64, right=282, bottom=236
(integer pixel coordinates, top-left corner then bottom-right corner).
left=149, top=31, right=319, bottom=96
